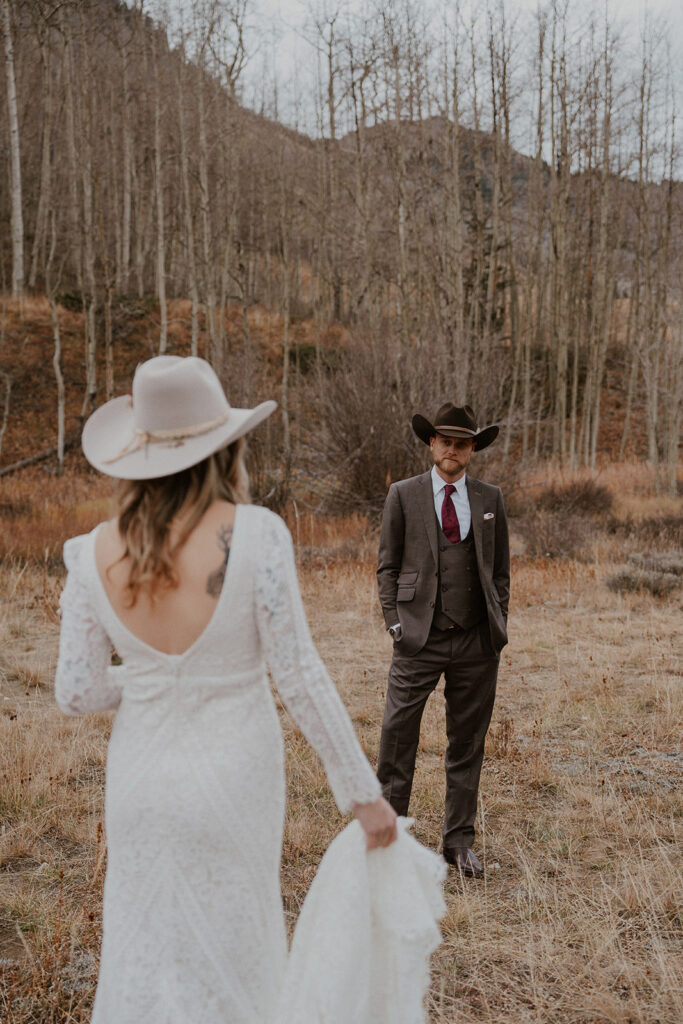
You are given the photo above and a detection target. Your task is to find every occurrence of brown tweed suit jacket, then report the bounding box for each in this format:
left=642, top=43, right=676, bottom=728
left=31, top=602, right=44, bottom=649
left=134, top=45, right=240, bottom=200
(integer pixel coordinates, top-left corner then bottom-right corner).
left=377, top=471, right=510, bottom=656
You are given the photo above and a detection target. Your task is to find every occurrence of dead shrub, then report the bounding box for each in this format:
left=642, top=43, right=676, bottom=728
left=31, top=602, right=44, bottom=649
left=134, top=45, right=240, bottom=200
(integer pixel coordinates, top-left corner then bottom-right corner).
left=515, top=511, right=587, bottom=560
left=605, top=568, right=680, bottom=597
left=308, top=330, right=508, bottom=512
left=627, top=550, right=683, bottom=576
left=606, top=514, right=683, bottom=548
left=536, top=478, right=613, bottom=516
left=245, top=436, right=291, bottom=515
left=307, top=334, right=425, bottom=511
left=606, top=550, right=683, bottom=597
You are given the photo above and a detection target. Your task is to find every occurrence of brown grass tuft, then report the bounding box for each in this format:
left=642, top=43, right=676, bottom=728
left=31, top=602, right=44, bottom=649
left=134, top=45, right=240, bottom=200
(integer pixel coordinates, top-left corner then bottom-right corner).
left=0, top=464, right=681, bottom=1022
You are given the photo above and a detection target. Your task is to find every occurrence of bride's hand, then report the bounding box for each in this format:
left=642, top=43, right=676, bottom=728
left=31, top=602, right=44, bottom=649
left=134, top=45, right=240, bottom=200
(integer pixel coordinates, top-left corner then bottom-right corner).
left=353, top=797, right=398, bottom=850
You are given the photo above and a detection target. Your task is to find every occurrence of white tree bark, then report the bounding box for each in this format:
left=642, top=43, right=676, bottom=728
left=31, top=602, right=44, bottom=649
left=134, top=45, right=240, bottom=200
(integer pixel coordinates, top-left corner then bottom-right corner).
left=178, top=46, right=200, bottom=355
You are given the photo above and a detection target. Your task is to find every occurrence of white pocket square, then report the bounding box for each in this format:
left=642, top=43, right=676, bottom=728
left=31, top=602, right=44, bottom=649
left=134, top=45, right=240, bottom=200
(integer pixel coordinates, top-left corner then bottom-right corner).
left=483, top=512, right=495, bottom=520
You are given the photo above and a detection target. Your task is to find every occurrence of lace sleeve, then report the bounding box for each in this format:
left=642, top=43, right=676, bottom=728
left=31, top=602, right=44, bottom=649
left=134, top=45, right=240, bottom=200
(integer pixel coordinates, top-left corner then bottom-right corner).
left=255, top=512, right=381, bottom=814
left=54, top=536, right=122, bottom=716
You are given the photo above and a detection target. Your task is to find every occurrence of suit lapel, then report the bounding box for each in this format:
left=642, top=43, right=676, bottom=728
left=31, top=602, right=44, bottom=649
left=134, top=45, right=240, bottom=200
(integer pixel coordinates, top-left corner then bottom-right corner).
left=417, top=471, right=438, bottom=565
left=467, top=477, right=484, bottom=564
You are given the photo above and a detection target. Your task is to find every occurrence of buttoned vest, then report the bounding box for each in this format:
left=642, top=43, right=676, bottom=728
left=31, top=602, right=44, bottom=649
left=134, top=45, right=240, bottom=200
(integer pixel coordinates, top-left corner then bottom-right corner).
left=432, top=521, right=487, bottom=630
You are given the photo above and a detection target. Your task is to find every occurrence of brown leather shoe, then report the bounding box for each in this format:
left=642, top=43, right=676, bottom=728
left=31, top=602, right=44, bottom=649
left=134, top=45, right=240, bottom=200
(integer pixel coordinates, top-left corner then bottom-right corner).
left=443, top=846, right=483, bottom=877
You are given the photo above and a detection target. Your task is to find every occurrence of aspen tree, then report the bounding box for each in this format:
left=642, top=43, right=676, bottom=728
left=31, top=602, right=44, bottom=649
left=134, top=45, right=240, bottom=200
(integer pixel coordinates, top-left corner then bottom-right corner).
left=1, top=0, right=23, bottom=296
left=444, top=8, right=467, bottom=401
left=548, top=0, right=571, bottom=462
left=177, top=37, right=201, bottom=356
left=661, top=94, right=681, bottom=498
left=113, top=9, right=138, bottom=293
left=99, top=82, right=116, bottom=401
left=488, top=3, right=521, bottom=460
left=208, top=0, right=249, bottom=371
left=585, top=24, right=616, bottom=469
left=522, top=7, right=548, bottom=461
left=380, top=3, right=410, bottom=348
left=45, top=211, right=65, bottom=473
left=27, top=2, right=56, bottom=291
left=345, top=26, right=377, bottom=326
left=151, top=29, right=168, bottom=353
left=0, top=292, right=9, bottom=456
left=467, top=14, right=485, bottom=357
left=277, top=155, right=292, bottom=460
left=648, top=58, right=678, bottom=495
left=77, top=3, right=98, bottom=415
left=305, top=2, right=344, bottom=323
left=0, top=374, right=9, bottom=455
left=198, top=60, right=218, bottom=359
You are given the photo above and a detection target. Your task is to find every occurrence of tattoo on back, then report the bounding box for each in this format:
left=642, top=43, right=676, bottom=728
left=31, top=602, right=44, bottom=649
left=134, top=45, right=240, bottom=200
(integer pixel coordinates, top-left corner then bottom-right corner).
left=206, top=524, right=233, bottom=598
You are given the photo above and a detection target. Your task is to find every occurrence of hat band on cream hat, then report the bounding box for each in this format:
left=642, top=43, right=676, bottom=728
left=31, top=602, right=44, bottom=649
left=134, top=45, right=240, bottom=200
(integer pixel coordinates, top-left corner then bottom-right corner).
left=102, top=406, right=234, bottom=465
left=82, top=356, right=277, bottom=480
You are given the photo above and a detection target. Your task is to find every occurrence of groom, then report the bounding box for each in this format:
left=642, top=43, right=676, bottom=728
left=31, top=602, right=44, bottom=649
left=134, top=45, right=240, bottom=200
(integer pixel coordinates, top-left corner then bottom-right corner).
left=376, top=403, right=510, bottom=876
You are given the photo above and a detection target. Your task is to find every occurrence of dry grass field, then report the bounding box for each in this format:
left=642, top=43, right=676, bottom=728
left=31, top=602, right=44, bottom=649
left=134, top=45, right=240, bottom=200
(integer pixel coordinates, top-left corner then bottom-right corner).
left=0, top=462, right=681, bottom=1023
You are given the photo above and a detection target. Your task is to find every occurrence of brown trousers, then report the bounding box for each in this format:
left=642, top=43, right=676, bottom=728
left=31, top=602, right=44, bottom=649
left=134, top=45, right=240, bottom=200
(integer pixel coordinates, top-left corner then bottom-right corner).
left=377, top=620, right=498, bottom=850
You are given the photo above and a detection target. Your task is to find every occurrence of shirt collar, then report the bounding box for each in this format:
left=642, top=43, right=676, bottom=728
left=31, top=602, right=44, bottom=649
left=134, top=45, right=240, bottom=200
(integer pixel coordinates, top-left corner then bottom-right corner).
left=431, top=464, right=467, bottom=497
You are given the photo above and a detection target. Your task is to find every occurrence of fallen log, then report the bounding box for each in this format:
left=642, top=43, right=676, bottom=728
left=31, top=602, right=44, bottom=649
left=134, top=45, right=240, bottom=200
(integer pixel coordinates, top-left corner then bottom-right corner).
left=0, top=435, right=80, bottom=478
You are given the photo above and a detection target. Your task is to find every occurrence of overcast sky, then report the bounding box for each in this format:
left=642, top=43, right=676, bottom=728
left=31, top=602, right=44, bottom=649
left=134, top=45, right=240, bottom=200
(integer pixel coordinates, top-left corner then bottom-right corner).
left=166, top=0, right=680, bottom=154
left=240, top=0, right=682, bottom=124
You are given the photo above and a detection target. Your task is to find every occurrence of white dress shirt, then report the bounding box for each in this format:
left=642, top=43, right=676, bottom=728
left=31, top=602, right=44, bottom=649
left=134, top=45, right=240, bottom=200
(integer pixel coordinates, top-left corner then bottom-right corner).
left=431, top=465, right=471, bottom=539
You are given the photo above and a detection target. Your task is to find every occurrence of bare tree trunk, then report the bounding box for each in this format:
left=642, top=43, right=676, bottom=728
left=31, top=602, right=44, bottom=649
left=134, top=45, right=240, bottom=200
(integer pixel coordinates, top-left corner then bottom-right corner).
left=152, top=33, right=167, bottom=353
left=49, top=300, right=65, bottom=471
left=2, top=0, right=24, bottom=296
left=29, top=27, right=55, bottom=290
left=549, top=7, right=570, bottom=463
left=0, top=292, right=8, bottom=456
left=662, top=106, right=681, bottom=498
left=584, top=26, right=617, bottom=469
left=178, top=46, right=200, bottom=355
left=279, top=199, right=291, bottom=459
left=119, top=22, right=134, bottom=292
left=76, top=9, right=97, bottom=415
left=44, top=208, right=65, bottom=472
left=664, top=313, right=682, bottom=498
left=346, top=31, right=375, bottom=325
left=60, top=6, right=82, bottom=287
left=449, top=28, right=466, bottom=399
left=618, top=308, right=637, bottom=459
left=468, top=27, right=485, bottom=359
left=489, top=8, right=520, bottom=459
left=522, top=10, right=548, bottom=461
left=0, top=373, right=10, bottom=456
left=198, top=74, right=217, bottom=360
left=133, top=155, right=147, bottom=299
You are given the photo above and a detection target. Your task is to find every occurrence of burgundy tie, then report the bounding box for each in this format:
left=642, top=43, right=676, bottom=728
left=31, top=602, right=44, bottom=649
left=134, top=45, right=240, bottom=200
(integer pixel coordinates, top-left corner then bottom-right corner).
left=441, top=484, right=461, bottom=543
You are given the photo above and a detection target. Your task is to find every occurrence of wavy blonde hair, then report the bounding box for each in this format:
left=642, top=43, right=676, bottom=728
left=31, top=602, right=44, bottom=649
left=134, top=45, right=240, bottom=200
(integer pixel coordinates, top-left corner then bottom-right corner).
left=113, top=440, right=249, bottom=606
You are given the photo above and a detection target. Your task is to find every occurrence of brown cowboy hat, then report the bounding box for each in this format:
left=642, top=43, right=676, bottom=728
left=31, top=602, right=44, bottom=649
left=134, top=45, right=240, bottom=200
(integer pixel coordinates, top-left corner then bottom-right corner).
left=412, top=403, right=499, bottom=451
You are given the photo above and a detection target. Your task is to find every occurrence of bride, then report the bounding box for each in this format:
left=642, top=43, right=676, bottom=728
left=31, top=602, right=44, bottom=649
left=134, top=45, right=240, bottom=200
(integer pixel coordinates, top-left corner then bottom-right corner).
left=55, top=355, right=397, bottom=1024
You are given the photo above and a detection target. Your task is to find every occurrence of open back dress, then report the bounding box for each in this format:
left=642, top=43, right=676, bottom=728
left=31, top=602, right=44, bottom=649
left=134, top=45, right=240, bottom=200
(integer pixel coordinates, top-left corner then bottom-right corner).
left=55, top=504, right=381, bottom=1024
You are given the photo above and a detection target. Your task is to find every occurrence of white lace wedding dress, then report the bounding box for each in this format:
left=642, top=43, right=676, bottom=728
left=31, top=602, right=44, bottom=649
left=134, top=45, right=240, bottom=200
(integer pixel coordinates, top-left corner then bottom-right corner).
left=55, top=504, right=384, bottom=1024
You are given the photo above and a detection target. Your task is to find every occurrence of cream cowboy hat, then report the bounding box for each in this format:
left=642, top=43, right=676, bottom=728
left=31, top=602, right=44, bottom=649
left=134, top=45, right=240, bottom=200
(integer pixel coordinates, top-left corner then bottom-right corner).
left=82, top=356, right=277, bottom=480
